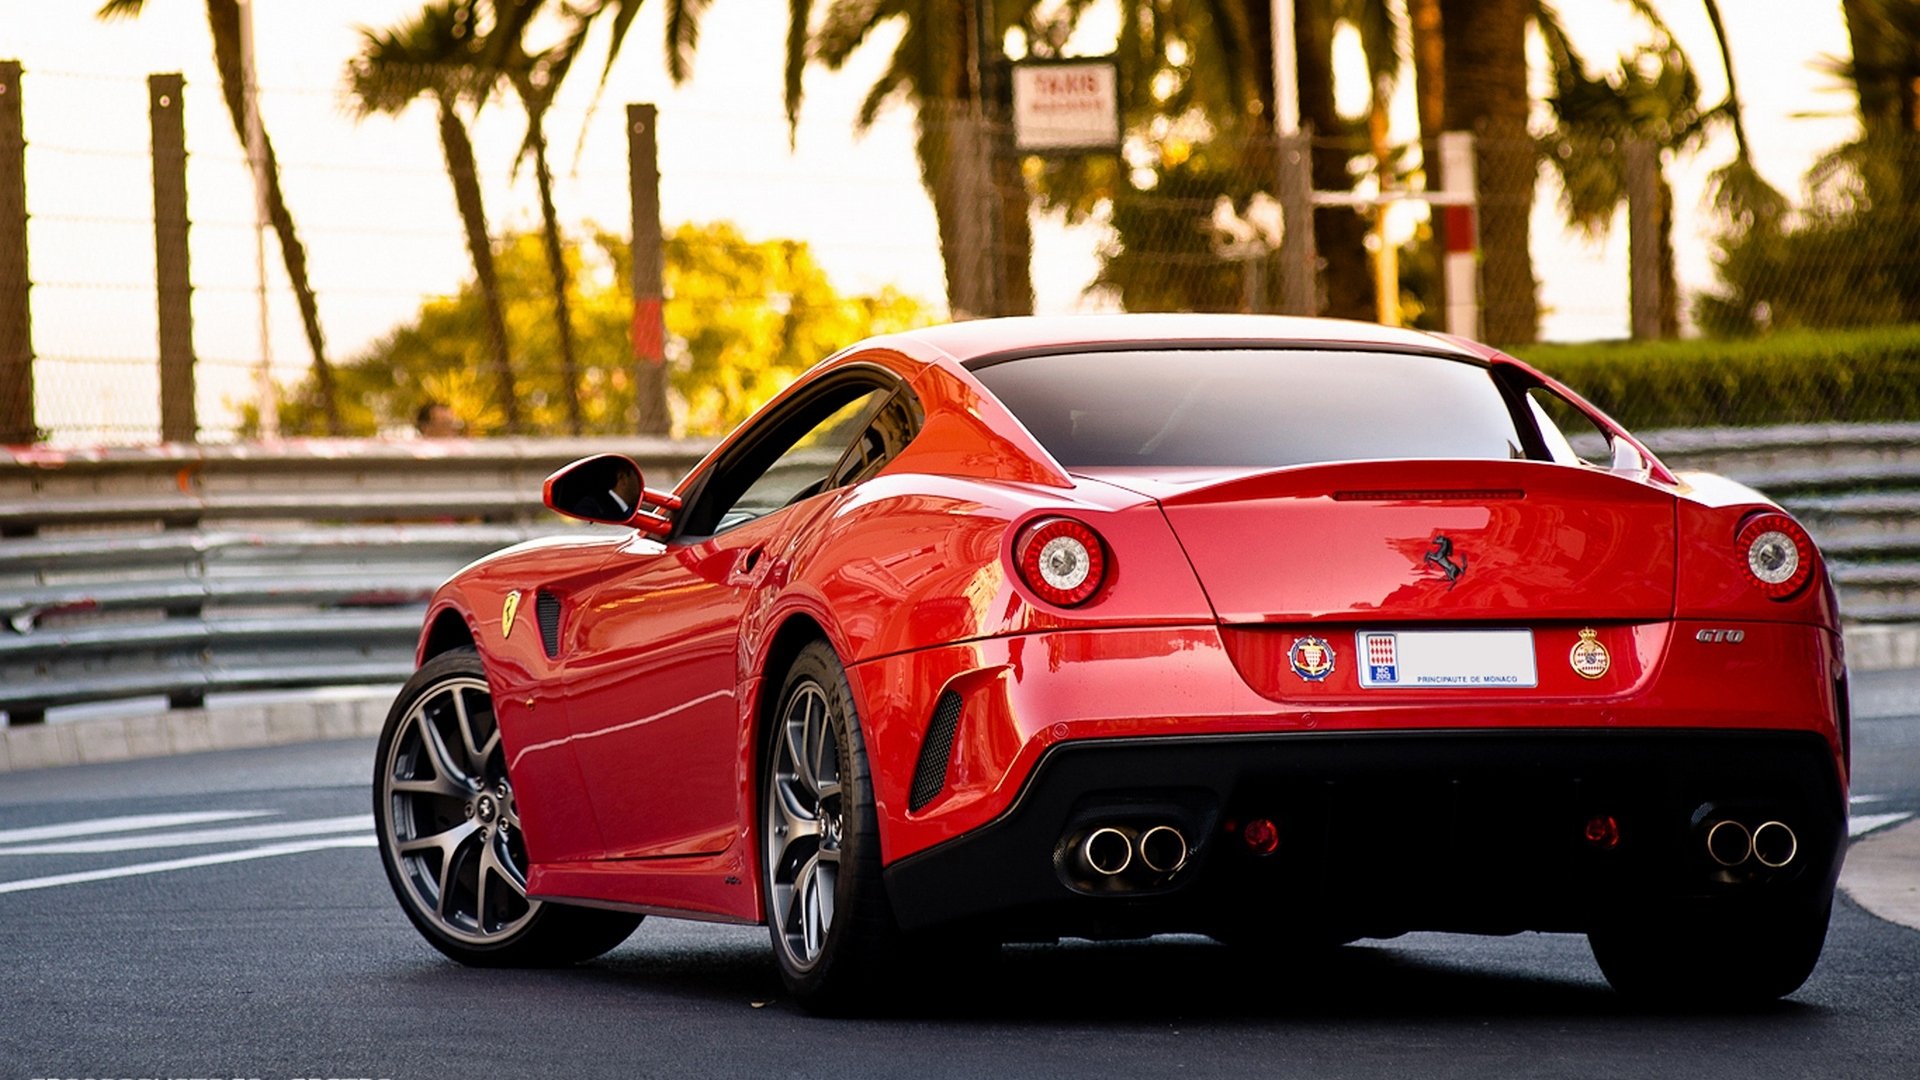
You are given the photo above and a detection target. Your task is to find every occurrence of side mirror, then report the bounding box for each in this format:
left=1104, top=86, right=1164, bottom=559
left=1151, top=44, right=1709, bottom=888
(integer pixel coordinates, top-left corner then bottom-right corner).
left=544, top=454, right=646, bottom=525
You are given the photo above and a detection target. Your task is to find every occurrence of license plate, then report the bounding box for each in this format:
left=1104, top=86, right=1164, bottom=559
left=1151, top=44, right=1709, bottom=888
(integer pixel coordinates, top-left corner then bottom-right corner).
left=1354, top=629, right=1537, bottom=689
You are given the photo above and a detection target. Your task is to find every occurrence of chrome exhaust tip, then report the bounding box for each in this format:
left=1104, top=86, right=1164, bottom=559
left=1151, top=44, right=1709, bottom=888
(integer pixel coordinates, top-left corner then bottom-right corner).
left=1082, top=827, right=1133, bottom=876
left=1706, top=819, right=1753, bottom=867
left=1138, top=825, right=1189, bottom=874
left=1752, top=821, right=1798, bottom=868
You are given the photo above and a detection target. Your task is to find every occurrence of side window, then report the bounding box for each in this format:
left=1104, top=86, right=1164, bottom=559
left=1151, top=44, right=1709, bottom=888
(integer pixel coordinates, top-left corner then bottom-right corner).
left=1526, top=387, right=1611, bottom=468
left=826, top=388, right=923, bottom=490
left=684, top=382, right=889, bottom=536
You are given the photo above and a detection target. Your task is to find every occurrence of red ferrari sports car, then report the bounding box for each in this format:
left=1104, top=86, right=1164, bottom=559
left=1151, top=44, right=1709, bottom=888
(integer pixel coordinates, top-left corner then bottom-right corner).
left=374, top=314, right=1847, bottom=1011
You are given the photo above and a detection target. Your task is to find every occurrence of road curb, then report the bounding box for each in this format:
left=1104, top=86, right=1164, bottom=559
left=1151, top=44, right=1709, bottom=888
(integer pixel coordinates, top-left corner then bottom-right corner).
left=1841, top=819, right=1920, bottom=932
left=0, top=689, right=395, bottom=773
left=1847, top=624, right=1920, bottom=672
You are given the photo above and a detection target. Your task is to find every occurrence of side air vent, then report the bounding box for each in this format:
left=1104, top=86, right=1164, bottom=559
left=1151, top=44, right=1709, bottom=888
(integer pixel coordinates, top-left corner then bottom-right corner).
left=535, top=590, right=562, bottom=659
left=908, top=690, right=964, bottom=812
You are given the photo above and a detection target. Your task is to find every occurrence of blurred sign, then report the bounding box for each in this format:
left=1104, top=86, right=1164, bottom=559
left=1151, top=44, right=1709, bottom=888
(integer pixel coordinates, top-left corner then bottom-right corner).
left=1011, top=59, right=1120, bottom=153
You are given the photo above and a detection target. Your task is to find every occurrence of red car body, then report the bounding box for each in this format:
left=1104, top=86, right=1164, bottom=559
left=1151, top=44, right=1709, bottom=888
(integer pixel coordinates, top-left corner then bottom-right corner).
left=405, top=314, right=1847, bottom=979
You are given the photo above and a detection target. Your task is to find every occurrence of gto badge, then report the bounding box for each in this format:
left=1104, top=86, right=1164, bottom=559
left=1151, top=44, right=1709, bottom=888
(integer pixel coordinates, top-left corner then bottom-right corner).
left=501, top=590, right=522, bottom=639
left=1289, top=636, right=1336, bottom=681
left=1570, top=627, right=1611, bottom=679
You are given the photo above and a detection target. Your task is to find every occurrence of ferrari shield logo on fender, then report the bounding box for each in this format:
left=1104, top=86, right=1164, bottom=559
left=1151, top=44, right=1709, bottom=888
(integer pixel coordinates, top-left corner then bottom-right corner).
left=501, top=590, right=522, bottom=639
left=1570, top=627, right=1610, bottom=679
left=1289, top=636, right=1336, bottom=681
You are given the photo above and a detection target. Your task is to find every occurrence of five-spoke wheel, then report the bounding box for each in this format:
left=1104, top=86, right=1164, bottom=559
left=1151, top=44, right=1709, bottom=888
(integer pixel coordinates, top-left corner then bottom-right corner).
left=374, top=647, right=639, bottom=966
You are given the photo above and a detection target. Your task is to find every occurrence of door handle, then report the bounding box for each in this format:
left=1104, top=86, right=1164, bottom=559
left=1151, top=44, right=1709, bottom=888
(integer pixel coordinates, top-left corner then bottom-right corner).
left=729, top=547, right=768, bottom=587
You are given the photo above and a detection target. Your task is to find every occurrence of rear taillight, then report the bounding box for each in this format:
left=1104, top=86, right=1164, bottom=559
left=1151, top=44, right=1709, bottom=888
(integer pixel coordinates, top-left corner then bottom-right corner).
left=1014, top=517, right=1108, bottom=607
left=1737, top=512, right=1814, bottom=599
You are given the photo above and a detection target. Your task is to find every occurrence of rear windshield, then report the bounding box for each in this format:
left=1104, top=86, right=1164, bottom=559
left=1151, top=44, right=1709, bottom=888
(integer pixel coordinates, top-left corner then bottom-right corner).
left=970, top=349, right=1527, bottom=468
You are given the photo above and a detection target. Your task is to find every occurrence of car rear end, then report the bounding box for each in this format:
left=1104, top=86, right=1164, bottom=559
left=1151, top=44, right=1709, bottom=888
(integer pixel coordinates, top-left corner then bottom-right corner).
left=876, top=340, right=1846, bottom=986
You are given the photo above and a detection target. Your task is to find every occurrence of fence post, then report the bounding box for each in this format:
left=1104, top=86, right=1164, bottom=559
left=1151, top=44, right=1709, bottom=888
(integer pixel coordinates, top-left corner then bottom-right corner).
left=1625, top=137, right=1664, bottom=341
left=0, top=60, right=32, bottom=446
left=151, top=74, right=197, bottom=443
left=627, top=104, right=670, bottom=436
left=1277, top=130, right=1318, bottom=316
left=1438, top=130, right=1479, bottom=340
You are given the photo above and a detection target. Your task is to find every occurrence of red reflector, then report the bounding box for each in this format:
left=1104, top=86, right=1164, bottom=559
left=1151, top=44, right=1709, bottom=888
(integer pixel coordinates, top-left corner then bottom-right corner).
left=1243, top=817, right=1280, bottom=856
left=1584, top=814, right=1621, bottom=850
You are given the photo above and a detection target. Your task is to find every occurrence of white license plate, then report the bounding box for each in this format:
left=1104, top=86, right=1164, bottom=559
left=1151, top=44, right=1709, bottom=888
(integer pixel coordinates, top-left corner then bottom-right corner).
left=1353, top=629, right=1537, bottom=689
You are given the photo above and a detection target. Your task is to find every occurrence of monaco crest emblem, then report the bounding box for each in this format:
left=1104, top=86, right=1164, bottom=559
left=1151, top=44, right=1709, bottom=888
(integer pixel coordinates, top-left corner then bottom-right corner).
left=1569, top=627, right=1610, bottom=679
left=1289, top=635, right=1336, bottom=681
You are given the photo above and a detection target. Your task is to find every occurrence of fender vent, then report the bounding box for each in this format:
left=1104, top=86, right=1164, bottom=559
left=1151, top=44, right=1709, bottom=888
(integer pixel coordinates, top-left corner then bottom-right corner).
left=535, top=589, right=562, bottom=659
left=908, top=690, right=964, bottom=812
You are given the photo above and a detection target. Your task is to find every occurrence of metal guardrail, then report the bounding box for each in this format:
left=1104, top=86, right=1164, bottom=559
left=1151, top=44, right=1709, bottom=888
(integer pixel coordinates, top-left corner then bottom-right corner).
left=1625, top=424, right=1920, bottom=626
left=1, top=425, right=1915, bottom=723
left=0, top=438, right=709, bottom=723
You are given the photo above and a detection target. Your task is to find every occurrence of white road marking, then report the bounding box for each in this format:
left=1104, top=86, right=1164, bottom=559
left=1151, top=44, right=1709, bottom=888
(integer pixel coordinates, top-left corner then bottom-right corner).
left=1851, top=794, right=1889, bottom=806
left=0, top=811, right=274, bottom=845
left=0, top=835, right=376, bottom=895
left=0, top=814, right=372, bottom=855
left=1851, top=812, right=1914, bottom=838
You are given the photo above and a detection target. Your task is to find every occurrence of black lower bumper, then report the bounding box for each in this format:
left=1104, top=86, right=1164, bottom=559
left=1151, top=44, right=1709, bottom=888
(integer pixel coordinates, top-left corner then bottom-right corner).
left=882, top=730, right=1846, bottom=939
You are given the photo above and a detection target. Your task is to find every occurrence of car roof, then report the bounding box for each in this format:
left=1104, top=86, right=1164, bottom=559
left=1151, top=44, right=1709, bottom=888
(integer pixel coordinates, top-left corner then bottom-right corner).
left=864, top=313, right=1481, bottom=369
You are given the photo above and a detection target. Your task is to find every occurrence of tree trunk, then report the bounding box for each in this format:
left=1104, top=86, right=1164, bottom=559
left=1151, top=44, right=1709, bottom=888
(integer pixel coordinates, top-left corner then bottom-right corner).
left=205, top=0, right=339, bottom=434
left=918, top=101, right=998, bottom=319
left=1295, top=0, right=1374, bottom=320
left=1841, top=0, right=1920, bottom=320
left=526, top=111, right=584, bottom=436
left=436, top=100, right=519, bottom=434
left=1409, top=0, right=1447, bottom=315
left=1440, top=0, right=1537, bottom=345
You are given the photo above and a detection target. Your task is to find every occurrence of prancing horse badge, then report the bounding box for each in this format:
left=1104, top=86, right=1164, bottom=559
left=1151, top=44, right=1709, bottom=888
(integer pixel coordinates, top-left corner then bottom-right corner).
left=501, top=590, right=522, bottom=639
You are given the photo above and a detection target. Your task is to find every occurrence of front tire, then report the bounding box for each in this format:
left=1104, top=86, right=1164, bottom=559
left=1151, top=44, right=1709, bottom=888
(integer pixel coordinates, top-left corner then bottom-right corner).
left=1588, top=899, right=1831, bottom=1006
left=762, top=641, right=899, bottom=1012
left=374, top=647, right=640, bottom=967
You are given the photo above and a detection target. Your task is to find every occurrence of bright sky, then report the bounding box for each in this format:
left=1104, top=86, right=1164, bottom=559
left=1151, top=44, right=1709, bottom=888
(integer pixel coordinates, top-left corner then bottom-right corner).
left=0, top=0, right=1859, bottom=441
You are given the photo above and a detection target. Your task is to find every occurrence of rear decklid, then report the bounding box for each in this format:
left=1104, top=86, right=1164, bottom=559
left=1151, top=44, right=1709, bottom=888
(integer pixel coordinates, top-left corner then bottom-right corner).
left=1115, top=458, right=1676, bottom=624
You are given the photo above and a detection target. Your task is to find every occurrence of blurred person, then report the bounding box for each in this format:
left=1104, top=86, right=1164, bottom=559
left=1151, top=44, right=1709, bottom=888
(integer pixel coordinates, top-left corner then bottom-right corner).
left=416, top=401, right=464, bottom=438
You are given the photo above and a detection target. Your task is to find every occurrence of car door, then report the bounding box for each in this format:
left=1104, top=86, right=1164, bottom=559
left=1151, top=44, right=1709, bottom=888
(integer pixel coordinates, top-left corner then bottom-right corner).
left=562, top=373, right=903, bottom=860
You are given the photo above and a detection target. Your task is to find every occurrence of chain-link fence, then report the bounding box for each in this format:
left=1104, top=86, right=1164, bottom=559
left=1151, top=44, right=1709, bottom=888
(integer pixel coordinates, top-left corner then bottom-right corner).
left=5, top=60, right=1918, bottom=447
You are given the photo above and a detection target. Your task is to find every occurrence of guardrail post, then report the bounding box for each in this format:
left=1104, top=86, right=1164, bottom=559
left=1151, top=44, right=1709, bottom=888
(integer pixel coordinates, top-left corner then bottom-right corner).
left=151, top=73, right=197, bottom=443
left=0, top=60, right=33, bottom=447
left=628, top=104, right=670, bottom=436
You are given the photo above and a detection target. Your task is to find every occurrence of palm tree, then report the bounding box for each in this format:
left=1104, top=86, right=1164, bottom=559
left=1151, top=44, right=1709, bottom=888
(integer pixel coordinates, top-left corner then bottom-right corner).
left=96, top=0, right=341, bottom=433
left=345, top=1, right=522, bottom=432
left=799, top=1, right=1034, bottom=318
left=1438, top=0, right=1536, bottom=345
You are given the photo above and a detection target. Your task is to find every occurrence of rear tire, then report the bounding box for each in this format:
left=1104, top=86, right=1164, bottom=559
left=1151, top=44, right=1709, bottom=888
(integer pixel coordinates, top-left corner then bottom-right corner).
left=1588, top=900, right=1830, bottom=1006
left=375, top=647, right=641, bottom=967
left=762, top=640, right=899, bottom=1013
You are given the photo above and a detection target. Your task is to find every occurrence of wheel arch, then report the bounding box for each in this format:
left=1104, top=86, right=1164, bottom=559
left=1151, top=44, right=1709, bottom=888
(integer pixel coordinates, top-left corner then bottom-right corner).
left=417, top=603, right=478, bottom=665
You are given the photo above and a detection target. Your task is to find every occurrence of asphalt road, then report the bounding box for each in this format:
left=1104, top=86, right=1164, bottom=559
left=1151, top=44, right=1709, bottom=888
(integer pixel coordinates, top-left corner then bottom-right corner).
left=3, top=677, right=1919, bottom=1080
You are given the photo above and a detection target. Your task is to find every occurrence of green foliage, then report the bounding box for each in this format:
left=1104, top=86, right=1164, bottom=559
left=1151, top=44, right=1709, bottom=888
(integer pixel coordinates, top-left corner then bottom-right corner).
left=274, top=223, right=931, bottom=438
left=1511, top=325, right=1920, bottom=428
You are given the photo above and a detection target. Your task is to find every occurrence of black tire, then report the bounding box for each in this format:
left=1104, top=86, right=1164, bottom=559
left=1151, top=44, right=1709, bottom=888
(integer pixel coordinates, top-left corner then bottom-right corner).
left=761, top=640, right=900, bottom=1013
left=1588, top=899, right=1831, bottom=1006
left=374, top=647, right=641, bottom=967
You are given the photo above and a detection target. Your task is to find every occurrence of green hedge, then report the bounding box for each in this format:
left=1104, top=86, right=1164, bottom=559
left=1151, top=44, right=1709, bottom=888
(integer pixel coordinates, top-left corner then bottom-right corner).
left=1507, top=325, right=1920, bottom=429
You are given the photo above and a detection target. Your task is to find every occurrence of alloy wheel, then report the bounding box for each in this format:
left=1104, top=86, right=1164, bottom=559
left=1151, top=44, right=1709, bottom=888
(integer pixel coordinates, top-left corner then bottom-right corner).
left=380, top=675, right=538, bottom=946
left=765, top=682, right=844, bottom=971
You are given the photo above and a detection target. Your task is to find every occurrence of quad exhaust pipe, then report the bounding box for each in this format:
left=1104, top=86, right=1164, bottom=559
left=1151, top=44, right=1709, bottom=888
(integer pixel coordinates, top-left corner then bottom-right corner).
left=1082, top=827, right=1133, bottom=876
left=1705, top=818, right=1797, bottom=869
left=1074, top=823, right=1190, bottom=881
